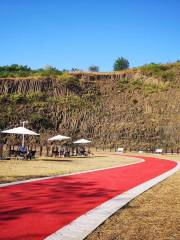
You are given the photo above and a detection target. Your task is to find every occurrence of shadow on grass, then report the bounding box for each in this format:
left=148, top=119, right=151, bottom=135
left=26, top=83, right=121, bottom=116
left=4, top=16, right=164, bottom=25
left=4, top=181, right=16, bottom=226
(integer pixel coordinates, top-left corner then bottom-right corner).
left=42, top=159, right=73, bottom=163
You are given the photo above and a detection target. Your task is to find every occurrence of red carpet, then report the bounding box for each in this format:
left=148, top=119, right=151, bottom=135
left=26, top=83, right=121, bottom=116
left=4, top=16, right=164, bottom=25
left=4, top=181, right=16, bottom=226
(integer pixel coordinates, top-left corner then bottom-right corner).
left=0, top=156, right=177, bottom=240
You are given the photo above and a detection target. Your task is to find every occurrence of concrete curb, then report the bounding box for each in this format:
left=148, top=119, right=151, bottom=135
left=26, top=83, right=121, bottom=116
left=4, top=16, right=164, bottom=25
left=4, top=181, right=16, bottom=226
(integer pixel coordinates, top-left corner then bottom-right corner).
left=45, top=161, right=180, bottom=240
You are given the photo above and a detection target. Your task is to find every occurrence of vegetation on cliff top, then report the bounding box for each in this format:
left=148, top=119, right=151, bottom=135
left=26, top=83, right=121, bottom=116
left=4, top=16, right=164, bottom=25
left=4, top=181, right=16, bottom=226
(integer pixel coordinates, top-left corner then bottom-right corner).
left=0, top=61, right=179, bottom=79
left=0, top=64, right=63, bottom=78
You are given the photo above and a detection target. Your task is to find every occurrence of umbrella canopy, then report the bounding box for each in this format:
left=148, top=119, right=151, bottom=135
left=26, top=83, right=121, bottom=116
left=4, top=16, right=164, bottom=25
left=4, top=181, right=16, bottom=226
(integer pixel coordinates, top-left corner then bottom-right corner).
left=1, top=127, right=39, bottom=135
left=1, top=126, right=39, bottom=147
left=48, top=135, right=71, bottom=141
left=74, top=138, right=91, bottom=144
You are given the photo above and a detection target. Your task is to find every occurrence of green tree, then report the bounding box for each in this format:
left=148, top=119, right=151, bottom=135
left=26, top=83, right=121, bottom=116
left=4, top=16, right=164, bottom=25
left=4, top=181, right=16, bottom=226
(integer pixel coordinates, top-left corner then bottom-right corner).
left=0, top=64, right=32, bottom=77
left=88, top=65, right=99, bottom=72
left=113, top=57, right=129, bottom=71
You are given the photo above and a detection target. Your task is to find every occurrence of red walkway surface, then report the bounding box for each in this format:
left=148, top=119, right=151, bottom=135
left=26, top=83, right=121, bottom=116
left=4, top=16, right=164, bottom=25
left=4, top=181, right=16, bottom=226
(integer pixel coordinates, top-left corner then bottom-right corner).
left=0, top=156, right=177, bottom=240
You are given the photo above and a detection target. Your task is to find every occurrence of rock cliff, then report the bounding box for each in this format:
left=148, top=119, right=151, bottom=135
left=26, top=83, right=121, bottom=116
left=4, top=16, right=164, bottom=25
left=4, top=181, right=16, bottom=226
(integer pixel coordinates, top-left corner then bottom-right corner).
left=0, top=64, right=179, bottom=150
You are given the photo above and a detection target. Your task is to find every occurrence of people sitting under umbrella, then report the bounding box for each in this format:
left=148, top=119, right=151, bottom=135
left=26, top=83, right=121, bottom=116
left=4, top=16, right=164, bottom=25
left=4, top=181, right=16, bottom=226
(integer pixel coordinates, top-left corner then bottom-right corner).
left=74, top=139, right=92, bottom=156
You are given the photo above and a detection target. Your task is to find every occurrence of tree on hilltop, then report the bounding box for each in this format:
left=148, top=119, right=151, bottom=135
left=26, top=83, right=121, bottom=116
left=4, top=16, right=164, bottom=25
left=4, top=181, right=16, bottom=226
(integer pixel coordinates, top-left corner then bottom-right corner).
left=113, top=57, right=129, bottom=71
left=88, top=65, right=99, bottom=72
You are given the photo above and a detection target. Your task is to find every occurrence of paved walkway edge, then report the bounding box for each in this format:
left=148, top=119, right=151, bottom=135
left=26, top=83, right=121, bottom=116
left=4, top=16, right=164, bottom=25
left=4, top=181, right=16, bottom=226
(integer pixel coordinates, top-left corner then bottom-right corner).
left=45, top=162, right=180, bottom=240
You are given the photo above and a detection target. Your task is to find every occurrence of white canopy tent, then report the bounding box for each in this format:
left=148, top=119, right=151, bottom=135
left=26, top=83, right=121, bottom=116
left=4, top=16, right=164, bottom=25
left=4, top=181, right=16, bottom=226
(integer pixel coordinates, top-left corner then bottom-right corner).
left=1, top=124, right=39, bottom=147
left=73, top=139, right=91, bottom=144
left=48, top=135, right=71, bottom=141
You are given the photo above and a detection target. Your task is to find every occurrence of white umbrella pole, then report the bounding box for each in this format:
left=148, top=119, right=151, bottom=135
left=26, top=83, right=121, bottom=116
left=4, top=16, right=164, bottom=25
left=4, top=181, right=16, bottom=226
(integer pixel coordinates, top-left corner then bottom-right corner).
left=22, top=121, right=25, bottom=147
left=22, top=134, right=25, bottom=147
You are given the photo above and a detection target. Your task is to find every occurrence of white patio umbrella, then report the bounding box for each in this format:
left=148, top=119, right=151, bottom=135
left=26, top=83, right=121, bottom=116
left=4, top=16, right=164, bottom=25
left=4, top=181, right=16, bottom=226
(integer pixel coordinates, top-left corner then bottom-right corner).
left=48, top=135, right=71, bottom=141
left=1, top=126, right=39, bottom=147
left=73, top=139, right=91, bottom=144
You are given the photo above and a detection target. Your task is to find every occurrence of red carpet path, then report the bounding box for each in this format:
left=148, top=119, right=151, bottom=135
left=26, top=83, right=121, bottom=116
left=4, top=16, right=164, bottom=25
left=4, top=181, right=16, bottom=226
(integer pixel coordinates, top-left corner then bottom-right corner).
left=0, top=156, right=177, bottom=240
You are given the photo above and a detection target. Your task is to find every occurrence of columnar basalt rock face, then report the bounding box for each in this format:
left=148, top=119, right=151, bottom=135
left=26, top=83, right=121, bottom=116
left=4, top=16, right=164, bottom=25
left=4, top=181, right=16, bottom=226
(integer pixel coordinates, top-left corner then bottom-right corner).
left=0, top=69, right=179, bottom=150
left=0, top=78, right=53, bottom=94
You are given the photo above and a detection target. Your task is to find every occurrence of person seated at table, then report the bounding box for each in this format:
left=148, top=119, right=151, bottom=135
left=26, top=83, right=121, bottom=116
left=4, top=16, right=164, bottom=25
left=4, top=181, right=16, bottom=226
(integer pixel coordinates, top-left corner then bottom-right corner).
left=27, top=150, right=34, bottom=160
left=18, top=146, right=27, bottom=159
left=59, top=148, right=64, bottom=157
left=75, top=148, right=79, bottom=156
left=80, top=147, right=86, bottom=156
left=64, top=150, right=70, bottom=157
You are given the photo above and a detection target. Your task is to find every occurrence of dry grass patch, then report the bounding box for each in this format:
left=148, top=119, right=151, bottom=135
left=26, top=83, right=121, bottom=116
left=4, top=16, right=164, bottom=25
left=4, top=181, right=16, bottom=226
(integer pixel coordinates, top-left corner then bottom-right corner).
left=0, top=153, right=138, bottom=183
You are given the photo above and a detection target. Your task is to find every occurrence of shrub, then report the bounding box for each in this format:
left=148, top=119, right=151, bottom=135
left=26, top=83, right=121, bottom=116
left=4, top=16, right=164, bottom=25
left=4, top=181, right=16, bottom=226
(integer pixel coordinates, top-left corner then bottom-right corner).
left=58, top=73, right=81, bottom=92
left=9, top=93, right=27, bottom=104
left=33, top=65, right=62, bottom=77
left=26, top=92, right=47, bottom=102
left=0, top=95, right=10, bottom=104
left=129, top=79, right=143, bottom=91
left=0, top=119, right=6, bottom=130
left=140, top=63, right=167, bottom=77
left=143, top=83, right=158, bottom=95
left=30, top=113, right=53, bottom=130
left=51, top=95, right=87, bottom=109
left=117, top=78, right=129, bottom=91
left=160, top=71, right=175, bottom=82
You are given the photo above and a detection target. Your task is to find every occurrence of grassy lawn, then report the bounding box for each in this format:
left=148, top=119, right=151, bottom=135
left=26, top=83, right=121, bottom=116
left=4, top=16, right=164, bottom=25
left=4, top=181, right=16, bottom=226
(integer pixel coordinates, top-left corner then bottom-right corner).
left=86, top=154, right=180, bottom=240
left=0, top=153, right=139, bottom=183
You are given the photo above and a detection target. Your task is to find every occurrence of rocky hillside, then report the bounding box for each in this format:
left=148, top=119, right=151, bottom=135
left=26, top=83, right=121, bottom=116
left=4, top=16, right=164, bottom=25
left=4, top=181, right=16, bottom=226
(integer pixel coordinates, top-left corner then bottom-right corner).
left=0, top=63, right=180, bottom=150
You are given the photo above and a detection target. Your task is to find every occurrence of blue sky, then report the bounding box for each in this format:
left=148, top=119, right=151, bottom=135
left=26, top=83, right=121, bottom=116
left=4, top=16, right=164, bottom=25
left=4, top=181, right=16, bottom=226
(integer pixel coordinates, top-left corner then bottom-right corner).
left=0, top=0, right=180, bottom=71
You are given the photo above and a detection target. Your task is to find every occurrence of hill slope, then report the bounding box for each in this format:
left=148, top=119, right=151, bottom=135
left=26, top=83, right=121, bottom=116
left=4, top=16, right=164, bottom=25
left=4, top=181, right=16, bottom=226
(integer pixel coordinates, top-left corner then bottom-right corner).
left=0, top=63, right=180, bottom=150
